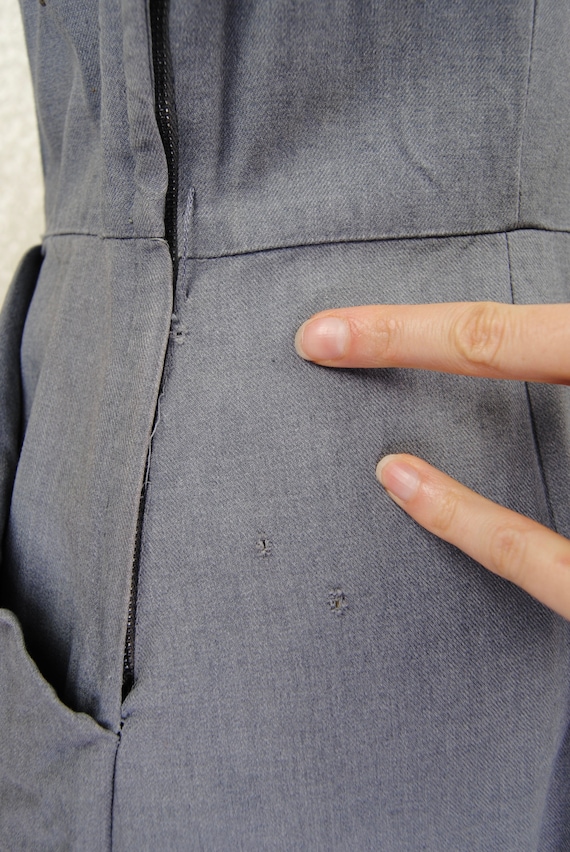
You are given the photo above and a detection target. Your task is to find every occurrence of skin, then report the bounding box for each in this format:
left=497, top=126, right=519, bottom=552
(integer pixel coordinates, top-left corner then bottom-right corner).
left=295, top=301, right=570, bottom=621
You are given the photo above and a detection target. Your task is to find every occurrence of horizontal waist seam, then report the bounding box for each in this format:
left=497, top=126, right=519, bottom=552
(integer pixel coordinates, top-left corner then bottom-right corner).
left=42, top=224, right=570, bottom=260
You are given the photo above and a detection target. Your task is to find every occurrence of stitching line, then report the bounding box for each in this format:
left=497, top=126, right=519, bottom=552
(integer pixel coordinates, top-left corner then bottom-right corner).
left=515, top=0, right=539, bottom=224
left=180, top=188, right=195, bottom=296
left=42, top=224, right=570, bottom=261
left=109, top=726, right=122, bottom=852
left=183, top=224, right=570, bottom=262
left=43, top=231, right=169, bottom=243
left=505, top=231, right=557, bottom=532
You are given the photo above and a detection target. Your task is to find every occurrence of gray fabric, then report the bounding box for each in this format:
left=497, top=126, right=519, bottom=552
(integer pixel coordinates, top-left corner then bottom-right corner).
left=114, top=232, right=570, bottom=850
left=1, top=0, right=570, bottom=849
left=6, top=234, right=172, bottom=727
left=0, top=249, right=118, bottom=851
left=170, top=0, right=570, bottom=257
left=0, top=247, right=41, bottom=537
left=0, top=611, right=118, bottom=851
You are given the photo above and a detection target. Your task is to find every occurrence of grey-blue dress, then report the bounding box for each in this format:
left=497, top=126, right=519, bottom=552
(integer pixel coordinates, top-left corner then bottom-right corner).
left=1, top=1, right=570, bottom=848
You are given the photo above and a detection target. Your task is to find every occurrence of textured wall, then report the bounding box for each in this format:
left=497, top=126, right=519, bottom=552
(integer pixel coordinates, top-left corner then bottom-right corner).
left=0, top=0, right=44, bottom=306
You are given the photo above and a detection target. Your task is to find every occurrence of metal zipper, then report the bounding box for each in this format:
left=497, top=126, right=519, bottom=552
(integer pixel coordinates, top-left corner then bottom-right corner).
left=122, top=0, right=179, bottom=699
left=149, top=0, right=179, bottom=273
left=122, top=490, right=145, bottom=699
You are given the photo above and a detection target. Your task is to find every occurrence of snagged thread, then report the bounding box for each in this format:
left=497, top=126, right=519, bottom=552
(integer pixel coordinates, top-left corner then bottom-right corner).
left=329, top=588, right=348, bottom=616
left=144, top=392, right=164, bottom=490
left=256, top=537, right=272, bottom=557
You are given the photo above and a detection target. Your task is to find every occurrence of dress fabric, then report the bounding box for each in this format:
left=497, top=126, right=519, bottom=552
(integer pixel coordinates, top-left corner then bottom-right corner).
left=1, top=1, right=570, bottom=849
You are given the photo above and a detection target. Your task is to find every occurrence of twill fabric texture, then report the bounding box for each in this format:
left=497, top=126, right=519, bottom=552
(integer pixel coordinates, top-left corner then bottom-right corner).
left=1, top=1, right=570, bottom=849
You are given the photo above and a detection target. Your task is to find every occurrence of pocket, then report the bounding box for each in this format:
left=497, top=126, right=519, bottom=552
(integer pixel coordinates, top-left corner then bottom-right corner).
left=0, top=246, right=43, bottom=531
left=2, top=234, right=172, bottom=732
left=0, top=249, right=118, bottom=850
left=0, top=610, right=118, bottom=852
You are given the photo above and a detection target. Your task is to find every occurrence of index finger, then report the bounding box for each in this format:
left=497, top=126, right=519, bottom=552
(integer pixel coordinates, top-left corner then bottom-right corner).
left=295, top=302, right=570, bottom=384
left=377, top=453, right=570, bottom=621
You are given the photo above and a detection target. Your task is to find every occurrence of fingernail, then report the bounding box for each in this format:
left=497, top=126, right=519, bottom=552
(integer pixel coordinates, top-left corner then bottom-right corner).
left=295, top=316, right=350, bottom=361
left=376, top=455, right=420, bottom=503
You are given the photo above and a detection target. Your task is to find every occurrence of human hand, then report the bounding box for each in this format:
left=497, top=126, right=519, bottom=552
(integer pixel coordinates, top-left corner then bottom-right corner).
left=295, top=302, right=570, bottom=620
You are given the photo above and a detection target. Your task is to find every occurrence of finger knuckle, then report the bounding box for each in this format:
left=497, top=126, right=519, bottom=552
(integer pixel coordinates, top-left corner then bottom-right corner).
left=488, top=522, right=528, bottom=586
left=429, top=488, right=460, bottom=537
left=371, top=315, right=403, bottom=363
left=552, top=552, right=570, bottom=577
left=451, top=303, right=507, bottom=371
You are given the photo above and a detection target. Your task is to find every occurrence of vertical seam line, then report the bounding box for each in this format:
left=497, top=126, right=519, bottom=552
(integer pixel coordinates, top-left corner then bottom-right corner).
left=505, top=232, right=557, bottom=532
left=109, top=727, right=122, bottom=851
left=515, top=0, right=539, bottom=224
left=180, top=187, right=195, bottom=298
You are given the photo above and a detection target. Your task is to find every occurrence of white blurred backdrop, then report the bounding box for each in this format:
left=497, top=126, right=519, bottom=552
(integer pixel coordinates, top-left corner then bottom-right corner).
left=0, top=0, right=44, bottom=306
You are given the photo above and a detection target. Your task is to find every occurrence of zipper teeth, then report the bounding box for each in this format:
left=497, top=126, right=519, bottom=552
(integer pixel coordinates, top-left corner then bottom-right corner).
left=150, top=0, right=179, bottom=266
left=122, top=0, right=178, bottom=699
left=123, top=487, right=145, bottom=700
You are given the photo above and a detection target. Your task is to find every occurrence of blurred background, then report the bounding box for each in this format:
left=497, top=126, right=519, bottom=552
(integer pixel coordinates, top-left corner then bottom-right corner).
left=0, top=0, right=44, bottom=307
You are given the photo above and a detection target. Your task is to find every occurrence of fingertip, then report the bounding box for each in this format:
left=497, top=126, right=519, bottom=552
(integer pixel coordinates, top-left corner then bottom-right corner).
left=376, top=454, right=421, bottom=503
left=376, top=454, right=399, bottom=482
left=294, top=316, right=350, bottom=362
left=294, top=322, right=310, bottom=360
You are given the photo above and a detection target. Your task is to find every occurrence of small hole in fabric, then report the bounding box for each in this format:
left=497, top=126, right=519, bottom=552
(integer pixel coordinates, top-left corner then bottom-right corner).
left=256, top=537, right=272, bottom=557
left=329, top=588, right=348, bottom=616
